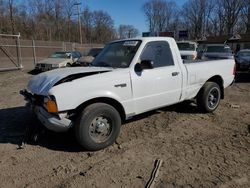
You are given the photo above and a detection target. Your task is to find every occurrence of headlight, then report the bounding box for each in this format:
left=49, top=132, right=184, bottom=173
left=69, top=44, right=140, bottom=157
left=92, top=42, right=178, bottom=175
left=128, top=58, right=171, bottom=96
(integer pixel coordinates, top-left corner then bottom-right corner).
left=51, top=64, right=59, bottom=68
left=44, top=96, right=58, bottom=113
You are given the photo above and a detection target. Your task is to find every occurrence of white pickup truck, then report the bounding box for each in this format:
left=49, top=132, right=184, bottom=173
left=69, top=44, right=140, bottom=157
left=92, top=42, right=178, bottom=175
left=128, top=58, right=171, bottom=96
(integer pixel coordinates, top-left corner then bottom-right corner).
left=21, top=37, right=235, bottom=151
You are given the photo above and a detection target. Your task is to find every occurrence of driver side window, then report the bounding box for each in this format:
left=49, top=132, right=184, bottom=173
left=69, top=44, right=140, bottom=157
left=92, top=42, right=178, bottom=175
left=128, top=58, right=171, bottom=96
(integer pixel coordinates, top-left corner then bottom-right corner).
left=140, top=41, right=174, bottom=68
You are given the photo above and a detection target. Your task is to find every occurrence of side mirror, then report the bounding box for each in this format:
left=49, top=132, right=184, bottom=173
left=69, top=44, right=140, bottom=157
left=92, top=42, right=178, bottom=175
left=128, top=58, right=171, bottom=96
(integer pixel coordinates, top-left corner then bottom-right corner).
left=141, top=60, right=154, bottom=69
left=135, top=60, right=154, bottom=72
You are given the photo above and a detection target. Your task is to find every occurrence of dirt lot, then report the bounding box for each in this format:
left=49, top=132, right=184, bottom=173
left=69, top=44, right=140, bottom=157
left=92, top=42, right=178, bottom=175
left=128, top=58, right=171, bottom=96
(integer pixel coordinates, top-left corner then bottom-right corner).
left=0, top=68, right=250, bottom=188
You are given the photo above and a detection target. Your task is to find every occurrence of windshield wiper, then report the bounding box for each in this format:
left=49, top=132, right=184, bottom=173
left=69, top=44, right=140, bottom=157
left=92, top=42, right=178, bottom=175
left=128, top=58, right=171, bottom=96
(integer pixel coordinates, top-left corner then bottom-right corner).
left=92, top=61, right=113, bottom=68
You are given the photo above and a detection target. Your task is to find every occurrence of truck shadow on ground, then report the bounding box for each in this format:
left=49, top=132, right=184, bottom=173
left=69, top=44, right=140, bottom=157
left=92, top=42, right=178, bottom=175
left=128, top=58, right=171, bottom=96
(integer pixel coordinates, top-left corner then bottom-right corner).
left=0, top=106, right=83, bottom=152
left=0, top=102, right=201, bottom=152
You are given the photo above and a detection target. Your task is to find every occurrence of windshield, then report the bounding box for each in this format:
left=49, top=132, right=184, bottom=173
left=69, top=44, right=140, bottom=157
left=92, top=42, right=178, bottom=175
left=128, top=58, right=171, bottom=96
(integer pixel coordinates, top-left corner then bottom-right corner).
left=91, top=40, right=141, bottom=68
left=88, top=48, right=103, bottom=57
left=49, top=52, right=71, bottom=59
left=177, top=42, right=196, bottom=51
left=206, top=46, right=232, bottom=53
left=238, top=51, right=250, bottom=57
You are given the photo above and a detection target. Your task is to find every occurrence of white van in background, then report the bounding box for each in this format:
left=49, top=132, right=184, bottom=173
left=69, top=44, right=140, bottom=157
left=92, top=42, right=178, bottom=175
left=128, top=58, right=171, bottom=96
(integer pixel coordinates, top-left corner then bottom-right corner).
left=177, top=41, right=198, bottom=60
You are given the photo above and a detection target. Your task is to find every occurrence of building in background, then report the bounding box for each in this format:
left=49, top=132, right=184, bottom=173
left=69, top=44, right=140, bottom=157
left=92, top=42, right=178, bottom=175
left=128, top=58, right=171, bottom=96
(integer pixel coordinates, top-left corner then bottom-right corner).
left=197, top=34, right=250, bottom=53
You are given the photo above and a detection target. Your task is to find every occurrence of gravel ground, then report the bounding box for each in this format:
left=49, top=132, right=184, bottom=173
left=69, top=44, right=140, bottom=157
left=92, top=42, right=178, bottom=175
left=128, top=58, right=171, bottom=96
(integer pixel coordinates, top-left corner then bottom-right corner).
left=0, top=69, right=249, bottom=188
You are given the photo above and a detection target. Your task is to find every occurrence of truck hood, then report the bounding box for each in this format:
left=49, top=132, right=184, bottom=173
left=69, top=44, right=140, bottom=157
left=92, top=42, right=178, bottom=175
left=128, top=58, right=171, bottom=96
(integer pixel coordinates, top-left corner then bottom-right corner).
left=27, top=67, right=113, bottom=95
left=37, top=58, right=69, bottom=64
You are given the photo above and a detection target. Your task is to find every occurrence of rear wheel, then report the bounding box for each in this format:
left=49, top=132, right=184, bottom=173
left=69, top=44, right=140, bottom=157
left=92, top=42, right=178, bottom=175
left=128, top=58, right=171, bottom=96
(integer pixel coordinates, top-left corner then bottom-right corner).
left=197, top=82, right=221, bottom=112
left=75, top=103, right=121, bottom=151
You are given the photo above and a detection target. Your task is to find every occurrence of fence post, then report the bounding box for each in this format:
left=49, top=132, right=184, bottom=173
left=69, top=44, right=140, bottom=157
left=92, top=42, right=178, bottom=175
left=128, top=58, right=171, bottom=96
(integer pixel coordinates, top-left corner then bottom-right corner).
left=72, top=42, right=76, bottom=51
left=17, top=33, right=23, bottom=69
left=62, top=41, right=65, bottom=51
left=32, top=39, right=37, bottom=67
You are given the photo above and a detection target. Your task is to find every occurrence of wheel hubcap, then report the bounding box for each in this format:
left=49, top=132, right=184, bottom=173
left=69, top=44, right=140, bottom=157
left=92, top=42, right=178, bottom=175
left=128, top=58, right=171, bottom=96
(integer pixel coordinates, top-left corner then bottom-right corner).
left=89, top=116, right=112, bottom=143
left=208, top=87, right=220, bottom=109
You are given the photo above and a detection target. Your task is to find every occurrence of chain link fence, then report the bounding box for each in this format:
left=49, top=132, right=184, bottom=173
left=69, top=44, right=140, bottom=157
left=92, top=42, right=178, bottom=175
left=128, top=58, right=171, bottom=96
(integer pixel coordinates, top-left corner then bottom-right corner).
left=0, top=33, right=22, bottom=71
left=0, top=33, right=103, bottom=71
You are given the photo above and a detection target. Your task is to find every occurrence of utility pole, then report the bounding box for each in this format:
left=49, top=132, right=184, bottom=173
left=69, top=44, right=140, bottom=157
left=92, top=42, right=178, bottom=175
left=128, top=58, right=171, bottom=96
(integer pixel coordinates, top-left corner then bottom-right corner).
left=74, top=2, right=82, bottom=44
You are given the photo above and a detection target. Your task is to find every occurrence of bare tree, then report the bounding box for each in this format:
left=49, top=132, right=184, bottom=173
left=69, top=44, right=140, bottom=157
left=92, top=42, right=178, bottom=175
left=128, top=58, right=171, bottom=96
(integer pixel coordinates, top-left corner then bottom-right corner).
left=54, top=0, right=63, bottom=40
left=81, top=7, right=93, bottom=43
left=118, top=25, right=139, bottom=38
left=8, top=0, right=15, bottom=34
left=182, top=0, right=214, bottom=39
left=242, top=0, right=250, bottom=34
left=247, top=1, right=250, bottom=34
left=207, top=0, right=226, bottom=36
left=0, top=0, right=6, bottom=33
left=63, top=0, right=75, bottom=42
left=142, top=0, right=177, bottom=33
left=221, top=0, right=245, bottom=35
left=92, top=10, right=114, bottom=43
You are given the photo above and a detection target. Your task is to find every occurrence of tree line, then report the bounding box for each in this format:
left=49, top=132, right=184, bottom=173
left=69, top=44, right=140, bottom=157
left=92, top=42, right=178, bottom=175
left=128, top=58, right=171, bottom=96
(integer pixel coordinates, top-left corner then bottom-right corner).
left=0, top=0, right=138, bottom=43
left=143, top=0, right=250, bottom=39
left=0, top=0, right=249, bottom=43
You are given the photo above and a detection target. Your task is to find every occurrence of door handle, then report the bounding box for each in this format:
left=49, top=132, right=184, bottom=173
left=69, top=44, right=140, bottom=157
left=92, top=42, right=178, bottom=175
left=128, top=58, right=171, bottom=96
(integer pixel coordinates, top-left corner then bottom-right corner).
left=172, top=72, right=180, bottom=76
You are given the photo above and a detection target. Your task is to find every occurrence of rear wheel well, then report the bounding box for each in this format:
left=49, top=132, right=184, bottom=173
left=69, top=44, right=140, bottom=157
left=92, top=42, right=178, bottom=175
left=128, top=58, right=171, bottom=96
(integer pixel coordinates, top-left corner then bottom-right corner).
left=75, top=97, right=126, bottom=121
left=203, top=75, right=224, bottom=99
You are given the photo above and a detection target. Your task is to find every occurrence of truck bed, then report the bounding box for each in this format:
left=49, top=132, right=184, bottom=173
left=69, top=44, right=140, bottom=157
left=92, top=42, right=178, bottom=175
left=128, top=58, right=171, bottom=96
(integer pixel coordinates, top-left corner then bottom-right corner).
left=181, top=58, right=235, bottom=101
left=183, top=59, right=232, bottom=64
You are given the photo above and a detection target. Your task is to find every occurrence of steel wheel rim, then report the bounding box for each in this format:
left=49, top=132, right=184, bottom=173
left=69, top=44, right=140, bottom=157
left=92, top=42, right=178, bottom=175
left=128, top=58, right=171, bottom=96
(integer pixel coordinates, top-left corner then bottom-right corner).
left=207, top=87, right=220, bottom=109
left=89, top=116, right=112, bottom=143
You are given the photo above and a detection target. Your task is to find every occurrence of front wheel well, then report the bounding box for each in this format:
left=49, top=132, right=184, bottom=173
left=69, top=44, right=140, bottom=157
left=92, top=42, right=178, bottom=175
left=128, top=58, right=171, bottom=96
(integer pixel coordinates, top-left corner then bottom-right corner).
left=75, top=97, right=126, bottom=121
left=202, top=75, right=224, bottom=99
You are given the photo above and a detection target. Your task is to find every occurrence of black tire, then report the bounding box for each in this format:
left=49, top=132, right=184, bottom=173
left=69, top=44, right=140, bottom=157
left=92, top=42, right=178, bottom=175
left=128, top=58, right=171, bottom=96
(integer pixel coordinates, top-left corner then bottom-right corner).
left=197, top=82, right=221, bottom=113
left=75, top=103, right=121, bottom=151
left=66, top=63, right=71, bottom=67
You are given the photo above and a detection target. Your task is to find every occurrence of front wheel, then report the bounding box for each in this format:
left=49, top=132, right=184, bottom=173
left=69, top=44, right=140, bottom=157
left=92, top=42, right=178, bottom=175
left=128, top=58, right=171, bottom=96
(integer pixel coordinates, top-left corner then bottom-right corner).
left=197, top=82, right=221, bottom=112
left=75, top=103, right=121, bottom=151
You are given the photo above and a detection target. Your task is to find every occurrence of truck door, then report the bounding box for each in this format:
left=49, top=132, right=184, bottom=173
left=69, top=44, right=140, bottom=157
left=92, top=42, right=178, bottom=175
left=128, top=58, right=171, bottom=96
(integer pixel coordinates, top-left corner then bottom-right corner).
left=131, top=41, right=182, bottom=114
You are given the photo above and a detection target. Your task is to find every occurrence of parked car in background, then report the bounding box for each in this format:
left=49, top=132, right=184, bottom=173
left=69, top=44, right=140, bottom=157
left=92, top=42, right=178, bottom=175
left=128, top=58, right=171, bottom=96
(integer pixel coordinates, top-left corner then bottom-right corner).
left=78, top=47, right=103, bottom=66
left=197, top=44, right=206, bottom=59
left=235, top=49, right=250, bottom=71
left=35, top=51, right=82, bottom=71
left=201, top=44, right=234, bottom=60
left=177, top=41, right=197, bottom=60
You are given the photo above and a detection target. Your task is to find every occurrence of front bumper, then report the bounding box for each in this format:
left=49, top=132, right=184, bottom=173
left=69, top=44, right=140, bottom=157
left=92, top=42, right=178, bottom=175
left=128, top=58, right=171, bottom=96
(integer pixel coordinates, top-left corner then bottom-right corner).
left=20, top=89, right=72, bottom=132
left=34, top=106, right=72, bottom=132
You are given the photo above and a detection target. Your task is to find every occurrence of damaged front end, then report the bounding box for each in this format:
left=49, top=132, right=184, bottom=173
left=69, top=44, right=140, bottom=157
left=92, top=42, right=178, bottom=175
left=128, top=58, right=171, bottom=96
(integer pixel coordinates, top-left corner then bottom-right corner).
left=20, top=89, right=73, bottom=132
left=21, top=67, right=113, bottom=132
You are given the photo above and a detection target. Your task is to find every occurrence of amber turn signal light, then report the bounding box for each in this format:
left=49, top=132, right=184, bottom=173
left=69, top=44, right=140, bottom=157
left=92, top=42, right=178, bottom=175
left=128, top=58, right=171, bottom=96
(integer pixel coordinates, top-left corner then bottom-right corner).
left=47, top=100, right=58, bottom=113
